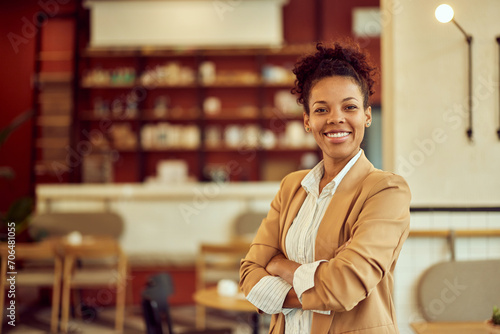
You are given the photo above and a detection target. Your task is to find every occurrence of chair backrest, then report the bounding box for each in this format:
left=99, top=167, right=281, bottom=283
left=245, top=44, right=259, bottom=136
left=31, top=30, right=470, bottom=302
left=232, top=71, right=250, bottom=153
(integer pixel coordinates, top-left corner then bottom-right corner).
left=196, top=242, right=250, bottom=292
left=29, top=212, right=124, bottom=240
left=417, top=259, right=500, bottom=322
left=231, top=212, right=266, bottom=243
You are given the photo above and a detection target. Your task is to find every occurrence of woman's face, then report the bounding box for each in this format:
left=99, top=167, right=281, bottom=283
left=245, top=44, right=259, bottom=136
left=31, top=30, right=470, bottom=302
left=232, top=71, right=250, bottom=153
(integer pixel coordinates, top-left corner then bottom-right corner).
left=304, top=75, right=371, bottom=167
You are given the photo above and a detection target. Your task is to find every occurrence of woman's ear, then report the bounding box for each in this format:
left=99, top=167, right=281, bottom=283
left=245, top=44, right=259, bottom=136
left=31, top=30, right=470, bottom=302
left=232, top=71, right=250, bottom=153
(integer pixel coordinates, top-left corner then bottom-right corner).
left=303, top=112, right=310, bottom=132
left=365, top=106, right=372, bottom=127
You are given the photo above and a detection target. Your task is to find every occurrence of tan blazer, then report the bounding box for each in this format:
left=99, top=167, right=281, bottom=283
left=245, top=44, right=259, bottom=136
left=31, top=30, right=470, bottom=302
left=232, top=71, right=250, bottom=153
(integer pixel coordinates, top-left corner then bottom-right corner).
left=240, top=152, right=411, bottom=333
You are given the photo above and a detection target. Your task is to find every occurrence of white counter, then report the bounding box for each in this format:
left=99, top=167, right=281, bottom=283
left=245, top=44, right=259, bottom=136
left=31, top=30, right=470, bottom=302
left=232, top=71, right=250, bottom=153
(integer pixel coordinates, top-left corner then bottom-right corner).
left=36, top=182, right=280, bottom=264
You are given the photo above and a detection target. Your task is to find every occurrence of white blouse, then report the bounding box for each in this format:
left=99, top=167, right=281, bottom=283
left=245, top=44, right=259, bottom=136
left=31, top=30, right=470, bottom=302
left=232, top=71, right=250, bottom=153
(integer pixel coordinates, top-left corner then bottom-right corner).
left=246, top=150, right=361, bottom=333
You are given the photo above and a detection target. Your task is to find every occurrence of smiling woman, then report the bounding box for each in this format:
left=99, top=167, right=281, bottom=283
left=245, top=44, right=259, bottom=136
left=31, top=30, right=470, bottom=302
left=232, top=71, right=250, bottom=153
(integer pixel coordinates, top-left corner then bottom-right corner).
left=239, top=42, right=411, bottom=334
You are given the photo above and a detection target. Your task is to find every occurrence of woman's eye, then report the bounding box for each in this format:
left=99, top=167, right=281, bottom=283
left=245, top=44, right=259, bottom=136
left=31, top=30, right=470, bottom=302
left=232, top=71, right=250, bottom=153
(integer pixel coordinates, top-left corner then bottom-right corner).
left=345, top=105, right=358, bottom=111
left=314, top=108, right=327, bottom=113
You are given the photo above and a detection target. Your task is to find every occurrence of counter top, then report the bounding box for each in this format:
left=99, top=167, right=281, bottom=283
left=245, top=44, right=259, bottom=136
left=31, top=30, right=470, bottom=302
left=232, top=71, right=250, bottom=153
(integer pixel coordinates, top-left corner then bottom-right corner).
left=36, top=182, right=281, bottom=201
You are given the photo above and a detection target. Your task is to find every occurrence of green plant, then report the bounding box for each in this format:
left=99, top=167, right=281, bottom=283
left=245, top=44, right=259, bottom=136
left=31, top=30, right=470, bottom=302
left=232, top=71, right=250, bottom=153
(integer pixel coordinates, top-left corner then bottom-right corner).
left=0, top=110, right=35, bottom=239
left=0, top=110, right=33, bottom=180
left=0, top=197, right=33, bottom=233
left=493, top=306, right=500, bottom=325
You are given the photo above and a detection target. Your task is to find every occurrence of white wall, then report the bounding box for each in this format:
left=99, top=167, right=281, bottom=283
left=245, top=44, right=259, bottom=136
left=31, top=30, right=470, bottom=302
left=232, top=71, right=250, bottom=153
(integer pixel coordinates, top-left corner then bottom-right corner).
left=395, top=211, right=500, bottom=333
left=382, top=0, right=500, bottom=206
left=381, top=0, right=500, bottom=332
left=85, top=0, right=287, bottom=48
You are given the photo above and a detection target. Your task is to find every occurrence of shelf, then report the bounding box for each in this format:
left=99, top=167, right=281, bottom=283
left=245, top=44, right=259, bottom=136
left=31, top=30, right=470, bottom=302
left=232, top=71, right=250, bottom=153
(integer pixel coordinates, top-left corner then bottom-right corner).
left=79, top=110, right=303, bottom=122
left=204, top=109, right=259, bottom=120
left=204, top=146, right=317, bottom=153
left=142, top=109, right=199, bottom=121
left=35, top=161, right=70, bottom=174
left=80, top=81, right=294, bottom=89
left=76, top=43, right=318, bottom=182
left=146, top=83, right=198, bottom=89
left=201, top=82, right=261, bottom=88
left=265, top=147, right=317, bottom=152
left=37, top=115, right=72, bottom=127
left=141, top=116, right=199, bottom=122
left=36, top=138, right=69, bottom=149
left=142, top=148, right=199, bottom=152
left=80, top=112, right=138, bottom=121
left=80, top=83, right=136, bottom=89
left=262, top=82, right=294, bottom=88
left=94, top=147, right=137, bottom=153
left=37, top=51, right=73, bottom=61
left=80, top=111, right=201, bottom=122
left=37, top=72, right=73, bottom=84
left=83, top=43, right=316, bottom=58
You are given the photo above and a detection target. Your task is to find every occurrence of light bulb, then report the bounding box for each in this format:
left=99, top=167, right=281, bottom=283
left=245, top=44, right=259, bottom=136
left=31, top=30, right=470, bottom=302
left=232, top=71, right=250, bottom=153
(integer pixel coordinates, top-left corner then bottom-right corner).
left=435, top=4, right=454, bottom=23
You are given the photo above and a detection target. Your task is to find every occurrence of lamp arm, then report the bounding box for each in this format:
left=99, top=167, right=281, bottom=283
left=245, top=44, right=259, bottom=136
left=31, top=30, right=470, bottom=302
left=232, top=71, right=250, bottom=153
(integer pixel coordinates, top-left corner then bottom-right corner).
left=466, top=35, right=473, bottom=140
left=452, top=19, right=472, bottom=42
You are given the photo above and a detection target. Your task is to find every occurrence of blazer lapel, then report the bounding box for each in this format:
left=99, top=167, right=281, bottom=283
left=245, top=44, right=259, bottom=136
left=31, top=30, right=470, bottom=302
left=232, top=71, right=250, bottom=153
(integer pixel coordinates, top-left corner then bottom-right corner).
left=314, top=152, right=375, bottom=261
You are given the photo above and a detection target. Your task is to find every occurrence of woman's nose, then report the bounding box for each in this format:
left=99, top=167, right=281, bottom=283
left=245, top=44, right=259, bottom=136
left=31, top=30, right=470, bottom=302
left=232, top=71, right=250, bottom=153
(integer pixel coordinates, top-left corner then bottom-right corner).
left=326, top=110, right=345, bottom=124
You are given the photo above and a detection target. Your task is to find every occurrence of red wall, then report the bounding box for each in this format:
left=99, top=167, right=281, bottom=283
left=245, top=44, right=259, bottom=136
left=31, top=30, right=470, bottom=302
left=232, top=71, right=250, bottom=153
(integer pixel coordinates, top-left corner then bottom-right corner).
left=0, top=1, right=38, bottom=212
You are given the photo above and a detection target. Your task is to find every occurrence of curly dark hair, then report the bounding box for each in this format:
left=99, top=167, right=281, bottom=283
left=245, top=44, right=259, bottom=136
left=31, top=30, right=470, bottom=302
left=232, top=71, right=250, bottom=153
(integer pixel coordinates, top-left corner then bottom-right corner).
left=291, top=42, right=376, bottom=114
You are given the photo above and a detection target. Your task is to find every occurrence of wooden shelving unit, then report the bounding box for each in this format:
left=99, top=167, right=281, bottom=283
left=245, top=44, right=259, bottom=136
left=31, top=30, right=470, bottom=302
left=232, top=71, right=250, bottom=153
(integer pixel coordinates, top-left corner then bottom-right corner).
left=75, top=44, right=321, bottom=183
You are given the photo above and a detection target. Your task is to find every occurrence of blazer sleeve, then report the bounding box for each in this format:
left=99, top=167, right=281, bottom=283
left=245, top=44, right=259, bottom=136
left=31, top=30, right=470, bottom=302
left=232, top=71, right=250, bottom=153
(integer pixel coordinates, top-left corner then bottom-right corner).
left=301, top=174, right=411, bottom=312
left=239, top=177, right=287, bottom=297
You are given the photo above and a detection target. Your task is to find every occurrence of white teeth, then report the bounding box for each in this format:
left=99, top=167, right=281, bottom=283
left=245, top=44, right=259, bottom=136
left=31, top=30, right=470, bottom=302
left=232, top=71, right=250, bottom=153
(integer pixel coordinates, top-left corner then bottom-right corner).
left=325, top=132, right=349, bottom=138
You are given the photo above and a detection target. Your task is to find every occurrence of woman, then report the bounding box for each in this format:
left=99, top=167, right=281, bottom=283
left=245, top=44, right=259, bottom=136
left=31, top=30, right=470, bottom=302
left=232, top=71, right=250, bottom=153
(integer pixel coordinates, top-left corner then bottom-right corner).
left=239, top=42, right=411, bottom=333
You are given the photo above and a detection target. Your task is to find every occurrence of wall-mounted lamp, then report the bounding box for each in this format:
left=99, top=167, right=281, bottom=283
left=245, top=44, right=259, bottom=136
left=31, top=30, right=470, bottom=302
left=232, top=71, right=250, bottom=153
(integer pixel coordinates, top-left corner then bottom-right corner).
left=435, top=4, right=473, bottom=141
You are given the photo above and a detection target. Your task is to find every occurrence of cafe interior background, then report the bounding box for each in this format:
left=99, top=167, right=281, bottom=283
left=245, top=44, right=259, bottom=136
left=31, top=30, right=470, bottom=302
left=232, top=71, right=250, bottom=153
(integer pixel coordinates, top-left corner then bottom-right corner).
left=1, top=0, right=500, bottom=333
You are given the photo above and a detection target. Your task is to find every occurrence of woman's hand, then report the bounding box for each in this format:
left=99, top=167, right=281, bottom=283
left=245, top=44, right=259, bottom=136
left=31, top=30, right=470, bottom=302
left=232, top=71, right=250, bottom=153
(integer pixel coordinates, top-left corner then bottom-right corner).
left=265, top=253, right=286, bottom=276
left=266, top=253, right=300, bottom=285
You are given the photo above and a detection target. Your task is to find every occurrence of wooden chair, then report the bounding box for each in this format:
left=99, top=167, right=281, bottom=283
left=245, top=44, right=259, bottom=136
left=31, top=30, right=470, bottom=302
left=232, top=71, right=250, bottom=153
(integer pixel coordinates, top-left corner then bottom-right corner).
left=0, top=240, right=63, bottom=333
left=195, top=242, right=250, bottom=330
left=59, top=236, right=128, bottom=333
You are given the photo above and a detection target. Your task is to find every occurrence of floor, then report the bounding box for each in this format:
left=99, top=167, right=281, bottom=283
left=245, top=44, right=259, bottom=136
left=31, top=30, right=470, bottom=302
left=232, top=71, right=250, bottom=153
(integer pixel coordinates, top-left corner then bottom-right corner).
left=1, top=304, right=271, bottom=334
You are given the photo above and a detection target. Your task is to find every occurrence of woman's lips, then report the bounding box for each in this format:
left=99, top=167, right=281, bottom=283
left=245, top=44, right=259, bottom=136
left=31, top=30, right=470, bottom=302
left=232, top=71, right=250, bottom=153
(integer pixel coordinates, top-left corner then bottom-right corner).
left=324, top=131, right=351, bottom=143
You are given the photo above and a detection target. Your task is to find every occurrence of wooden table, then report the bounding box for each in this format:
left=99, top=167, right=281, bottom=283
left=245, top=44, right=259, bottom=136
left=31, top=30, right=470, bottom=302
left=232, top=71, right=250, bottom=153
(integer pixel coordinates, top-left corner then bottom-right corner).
left=410, top=321, right=491, bottom=334
left=193, top=287, right=259, bottom=334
